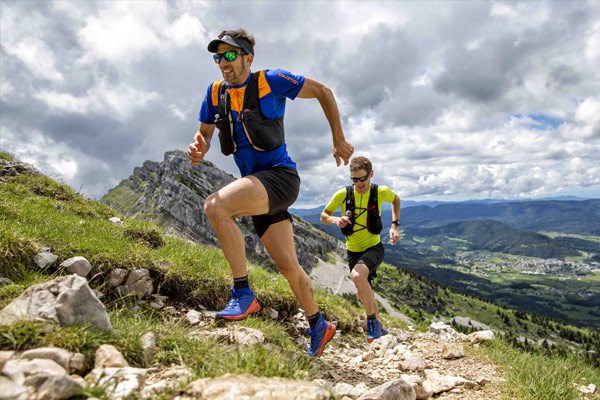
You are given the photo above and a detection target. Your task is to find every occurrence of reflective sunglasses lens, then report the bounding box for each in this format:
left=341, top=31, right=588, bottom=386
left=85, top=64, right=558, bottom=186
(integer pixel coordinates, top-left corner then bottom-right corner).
left=224, top=51, right=237, bottom=62
left=213, top=51, right=237, bottom=63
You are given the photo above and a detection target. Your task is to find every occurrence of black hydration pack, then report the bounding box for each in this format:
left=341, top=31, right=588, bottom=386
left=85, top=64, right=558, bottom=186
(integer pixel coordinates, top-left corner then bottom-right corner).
left=215, top=71, right=285, bottom=155
left=341, top=183, right=383, bottom=236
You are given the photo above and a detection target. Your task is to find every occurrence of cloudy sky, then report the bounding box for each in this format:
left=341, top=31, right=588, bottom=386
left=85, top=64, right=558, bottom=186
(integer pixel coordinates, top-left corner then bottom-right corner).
left=1, top=0, right=599, bottom=207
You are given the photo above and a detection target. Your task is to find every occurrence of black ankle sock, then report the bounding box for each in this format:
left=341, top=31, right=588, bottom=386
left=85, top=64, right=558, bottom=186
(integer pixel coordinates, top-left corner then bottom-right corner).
left=307, top=312, right=321, bottom=329
left=233, top=276, right=249, bottom=289
left=367, top=313, right=376, bottom=321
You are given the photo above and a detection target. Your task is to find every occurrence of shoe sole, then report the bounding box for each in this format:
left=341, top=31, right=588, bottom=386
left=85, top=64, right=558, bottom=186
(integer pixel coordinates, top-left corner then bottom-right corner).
left=367, top=333, right=382, bottom=343
left=219, top=299, right=261, bottom=321
left=314, top=322, right=336, bottom=358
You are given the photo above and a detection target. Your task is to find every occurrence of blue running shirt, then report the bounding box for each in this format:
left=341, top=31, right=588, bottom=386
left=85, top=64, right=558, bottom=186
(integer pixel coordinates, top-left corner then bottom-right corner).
left=199, top=69, right=305, bottom=176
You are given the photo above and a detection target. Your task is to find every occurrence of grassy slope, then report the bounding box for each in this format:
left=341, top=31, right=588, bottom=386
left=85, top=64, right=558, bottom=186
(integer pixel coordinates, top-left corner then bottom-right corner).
left=1, top=151, right=598, bottom=399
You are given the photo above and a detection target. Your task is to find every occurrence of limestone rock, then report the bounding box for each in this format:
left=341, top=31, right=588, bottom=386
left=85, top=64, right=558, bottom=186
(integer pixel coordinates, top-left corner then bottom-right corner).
left=176, top=373, right=332, bottom=400
left=32, top=251, right=58, bottom=269
left=464, top=330, right=495, bottom=344
left=20, top=347, right=85, bottom=374
left=0, top=275, right=112, bottom=331
left=107, top=268, right=128, bottom=288
left=141, top=332, right=157, bottom=366
left=441, top=343, right=465, bottom=359
left=59, top=256, right=92, bottom=277
left=86, top=367, right=147, bottom=400
left=118, top=269, right=153, bottom=299
left=356, top=379, right=416, bottom=400
left=95, top=345, right=129, bottom=369
left=0, top=375, right=31, bottom=400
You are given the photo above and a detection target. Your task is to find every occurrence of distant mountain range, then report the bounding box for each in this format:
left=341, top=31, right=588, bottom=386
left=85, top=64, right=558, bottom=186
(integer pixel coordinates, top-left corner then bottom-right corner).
left=292, top=197, right=600, bottom=330
left=292, top=198, right=600, bottom=235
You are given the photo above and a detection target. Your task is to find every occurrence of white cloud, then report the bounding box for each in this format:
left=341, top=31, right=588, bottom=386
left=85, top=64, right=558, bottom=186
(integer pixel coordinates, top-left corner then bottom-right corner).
left=490, top=3, right=518, bottom=18
left=76, top=2, right=206, bottom=65
left=0, top=79, right=14, bottom=100
left=77, top=11, right=162, bottom=64
left=585, top=22, right=600, bottom=64
left=1, top=0, right=599, bottom=204
left=165, top=13, right=206, bottom=47
left=0, top=128, right=79, bottom=181
left=575, top=97, right=600, bottom=127
left=169, top=104, right=189, bottom=121
left=4, top=37, right=64, bottom=81
left=34, top=80, right=159, bottom=121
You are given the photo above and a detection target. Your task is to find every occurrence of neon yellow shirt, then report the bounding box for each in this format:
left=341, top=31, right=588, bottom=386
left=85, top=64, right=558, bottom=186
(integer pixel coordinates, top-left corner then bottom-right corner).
left=324, top=185, right=396, bottom=252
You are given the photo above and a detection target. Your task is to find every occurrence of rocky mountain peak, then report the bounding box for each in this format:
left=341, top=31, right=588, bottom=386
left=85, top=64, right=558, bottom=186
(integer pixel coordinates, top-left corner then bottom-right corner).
left=102, top=150, right=342, bottom=271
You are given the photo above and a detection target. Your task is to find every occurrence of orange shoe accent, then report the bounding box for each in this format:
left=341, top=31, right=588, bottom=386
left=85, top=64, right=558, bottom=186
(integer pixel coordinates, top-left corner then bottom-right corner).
left=315, top=322, right=336, bottom=358
left=220, top=299, right=261, bottom=321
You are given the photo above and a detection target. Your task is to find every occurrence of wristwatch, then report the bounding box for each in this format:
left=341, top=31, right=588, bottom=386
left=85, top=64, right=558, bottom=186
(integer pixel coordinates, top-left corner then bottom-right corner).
left=391, top=220, right=400, bottom=226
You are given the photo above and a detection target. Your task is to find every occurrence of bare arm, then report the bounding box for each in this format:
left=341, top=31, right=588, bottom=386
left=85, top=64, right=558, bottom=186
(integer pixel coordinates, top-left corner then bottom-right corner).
left=297, top=77, right=354, bottom=166
left=188, top=123, right=215, bottom=165
left=389, top=194, right=401, bottom=244
left=320, top=208, right=351, bottom=228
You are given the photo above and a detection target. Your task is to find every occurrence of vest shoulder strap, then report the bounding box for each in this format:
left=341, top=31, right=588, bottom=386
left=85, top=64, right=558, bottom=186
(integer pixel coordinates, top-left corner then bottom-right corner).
left=344, top=185, right=354, bottom=207
left=217, top=80, right=230, bottom=118
left=242, top=71, right=261, bottom=110
left=368, top=183, right=379, bottom=208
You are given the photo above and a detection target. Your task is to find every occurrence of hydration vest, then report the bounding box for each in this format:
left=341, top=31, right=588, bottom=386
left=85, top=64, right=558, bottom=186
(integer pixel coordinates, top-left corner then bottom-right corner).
left=341, top=183, right=383, bottom=236
left=215, top=71, right=285, bottom=155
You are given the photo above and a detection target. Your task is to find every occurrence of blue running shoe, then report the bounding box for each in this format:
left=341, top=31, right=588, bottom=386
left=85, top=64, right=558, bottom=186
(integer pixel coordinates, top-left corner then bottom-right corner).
left=367, top=319, right=383, bottom=342
left=216, top=287, right=261, bottom=320
left=382, top=327, right=389, bottom=337
left=307, top=315, right=336, bottom=358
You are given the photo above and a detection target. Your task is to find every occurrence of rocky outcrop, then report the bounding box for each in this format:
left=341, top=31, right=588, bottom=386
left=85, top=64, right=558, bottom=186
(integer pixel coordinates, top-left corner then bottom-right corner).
left=0, top=158, right=42, bottom=181
left=0, top=274, right=112, bottom=332
left=102, top=150, right=341, bottom=272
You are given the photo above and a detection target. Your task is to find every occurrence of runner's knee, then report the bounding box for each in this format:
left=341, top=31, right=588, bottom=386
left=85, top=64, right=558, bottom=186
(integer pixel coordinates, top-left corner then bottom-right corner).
left=351, top=266, right=369, bottom=286
left=204, top=193, right=230, bottom=221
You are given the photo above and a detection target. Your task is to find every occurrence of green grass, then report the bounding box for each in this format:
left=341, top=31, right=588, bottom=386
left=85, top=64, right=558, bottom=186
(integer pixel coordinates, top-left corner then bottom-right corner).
left=0, top=150, right=15, bottom=161
left=481, top=339, right=600, bottom=400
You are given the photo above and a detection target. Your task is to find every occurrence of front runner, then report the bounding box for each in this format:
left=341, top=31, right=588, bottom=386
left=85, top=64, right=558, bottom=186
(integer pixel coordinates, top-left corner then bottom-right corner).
left=188, top=28, right=354, bottom=357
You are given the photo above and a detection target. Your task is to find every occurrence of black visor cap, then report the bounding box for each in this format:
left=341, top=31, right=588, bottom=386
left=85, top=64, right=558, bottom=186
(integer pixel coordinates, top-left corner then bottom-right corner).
left=207, top=35, right=254, bottom=55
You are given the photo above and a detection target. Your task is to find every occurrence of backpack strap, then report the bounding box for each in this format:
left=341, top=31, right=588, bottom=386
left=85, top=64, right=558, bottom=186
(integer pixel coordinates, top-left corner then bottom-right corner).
left=217, top=80, right=230, bottom=119
left=242, top=71, right=261, bottom=112
left=341, top=185, right=355, bottom=236
left=368, top=184, right=379, bottom=209
left=366, top=183, right=383, bottom=234
left=215, top=81, right=236, bottom=155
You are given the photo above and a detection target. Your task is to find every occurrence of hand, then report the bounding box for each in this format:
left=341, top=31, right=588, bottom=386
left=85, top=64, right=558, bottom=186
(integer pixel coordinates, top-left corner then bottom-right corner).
left=188, top=132, right=209, bottom=165
left=332, top=139, right=354, bottom=166
left=337, top=216, right=351, bottom=228
left=389, top=227, right=404, bottom=245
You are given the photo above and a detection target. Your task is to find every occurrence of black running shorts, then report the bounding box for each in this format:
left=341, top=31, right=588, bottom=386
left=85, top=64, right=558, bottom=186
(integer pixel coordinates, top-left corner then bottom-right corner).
left=347, top=242, right=385, bottom=284
left=251, top=166, right=300, bottom=238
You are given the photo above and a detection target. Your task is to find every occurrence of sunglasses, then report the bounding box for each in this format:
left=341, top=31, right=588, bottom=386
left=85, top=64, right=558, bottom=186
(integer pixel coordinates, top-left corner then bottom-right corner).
left=351, top=175, right=369, bottom=183
left=213, top=50, right=246, bottom=64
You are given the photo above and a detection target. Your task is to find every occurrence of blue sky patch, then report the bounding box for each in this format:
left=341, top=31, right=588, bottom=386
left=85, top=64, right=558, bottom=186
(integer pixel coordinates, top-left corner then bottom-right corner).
left=518, top=113, right=563, bottom=130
